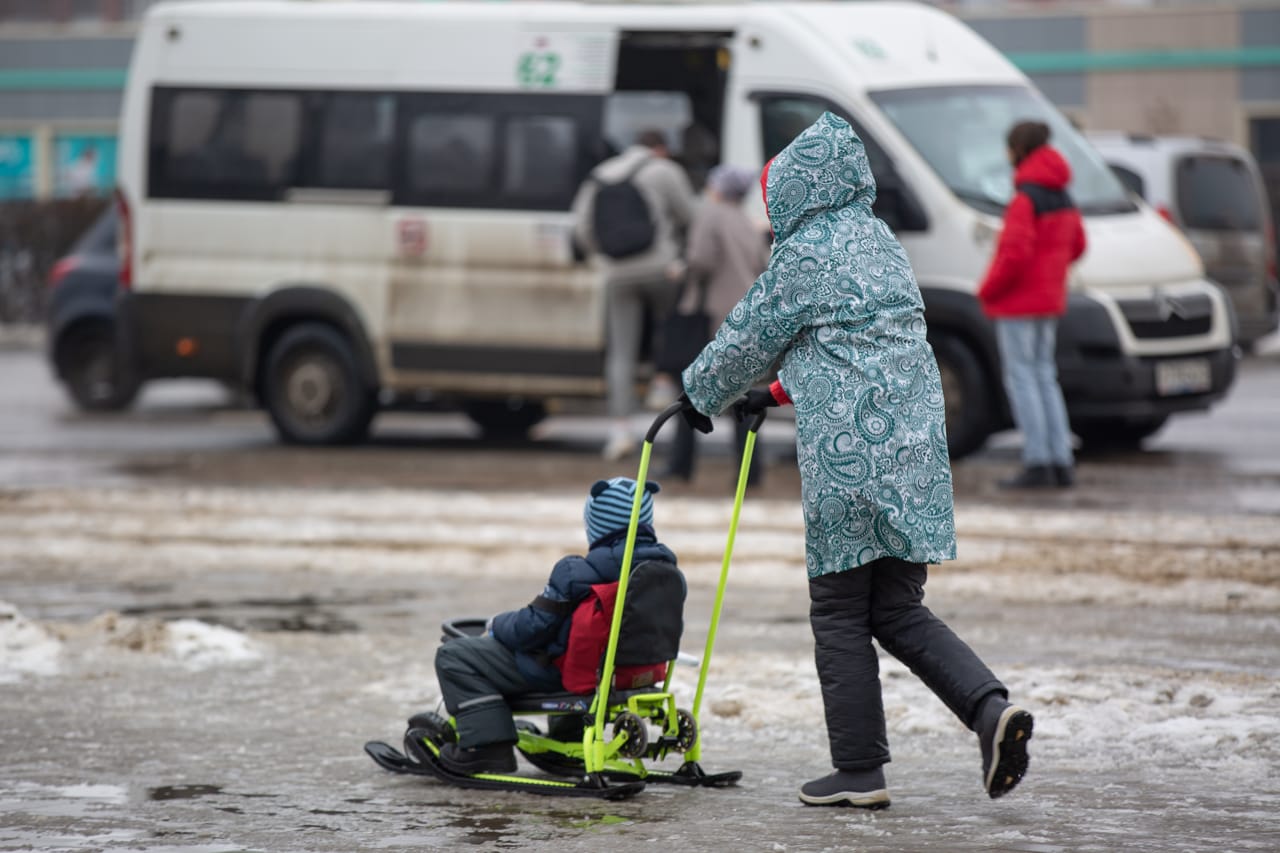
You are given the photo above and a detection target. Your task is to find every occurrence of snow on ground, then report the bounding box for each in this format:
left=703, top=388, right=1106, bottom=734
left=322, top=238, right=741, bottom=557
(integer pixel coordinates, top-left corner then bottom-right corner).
left=1, top=486, right=1275, bottom=611
left=0, top=601, right=261, bottom=680
left=4, top=484, right=1278, bottom=817
left=0, top=600, right=61, bottom=682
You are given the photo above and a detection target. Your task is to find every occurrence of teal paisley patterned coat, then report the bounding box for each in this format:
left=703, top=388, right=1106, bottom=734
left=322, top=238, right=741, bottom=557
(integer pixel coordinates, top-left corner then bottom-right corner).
left=681, top=112, right=957, bottom=577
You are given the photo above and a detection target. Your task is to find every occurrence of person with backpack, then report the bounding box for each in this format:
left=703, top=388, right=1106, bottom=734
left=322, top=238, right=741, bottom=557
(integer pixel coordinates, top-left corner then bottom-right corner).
left=978, top=121, right=1087, bottom=489
left=572, top=130, right=697, bottom=461
left=432, top=476, right=679, bottom=775
left=679, top=112, right=1034, bottom=809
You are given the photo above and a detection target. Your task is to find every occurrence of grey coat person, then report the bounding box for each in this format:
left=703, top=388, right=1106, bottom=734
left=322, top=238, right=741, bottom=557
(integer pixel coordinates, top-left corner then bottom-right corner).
left=677, top=191, right=772, bottom=327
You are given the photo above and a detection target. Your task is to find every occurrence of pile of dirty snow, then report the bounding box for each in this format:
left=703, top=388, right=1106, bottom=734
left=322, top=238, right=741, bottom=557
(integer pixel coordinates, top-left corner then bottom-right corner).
left=0, top=603, right=261, bottom=680
left=0, top=601, right=62, bottom=682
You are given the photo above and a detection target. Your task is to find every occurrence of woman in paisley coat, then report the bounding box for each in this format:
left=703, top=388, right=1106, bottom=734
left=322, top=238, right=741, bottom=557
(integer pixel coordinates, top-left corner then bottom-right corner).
left=680, top=113, right=1034, bottom=808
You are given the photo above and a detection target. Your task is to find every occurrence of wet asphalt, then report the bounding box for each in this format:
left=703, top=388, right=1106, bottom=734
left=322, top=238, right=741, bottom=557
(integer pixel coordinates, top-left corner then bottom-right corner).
left=1, top=338, right=1278, bottom=852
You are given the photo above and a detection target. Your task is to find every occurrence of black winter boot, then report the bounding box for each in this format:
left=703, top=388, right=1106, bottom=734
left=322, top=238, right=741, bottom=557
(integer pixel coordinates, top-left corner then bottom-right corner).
left=798, top=767, right=890, bottom=809
left=998, top=465, right=1056, bottom=489
left=438, top=742, right=517, bottom=775
left=975, top=694, right=1034, bottom=799
left=1053, top=464, right=1075, bottom=488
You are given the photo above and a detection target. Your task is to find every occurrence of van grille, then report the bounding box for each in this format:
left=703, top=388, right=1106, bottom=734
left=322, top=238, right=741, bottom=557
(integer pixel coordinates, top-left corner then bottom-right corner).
left=1117, top=293, right=1214, bottom=339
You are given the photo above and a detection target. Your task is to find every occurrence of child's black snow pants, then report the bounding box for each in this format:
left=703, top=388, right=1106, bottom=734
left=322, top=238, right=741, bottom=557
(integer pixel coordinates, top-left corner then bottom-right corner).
left=808, top=556, right=1006, bottom=770
left=434, top=635, right=535, bottom=749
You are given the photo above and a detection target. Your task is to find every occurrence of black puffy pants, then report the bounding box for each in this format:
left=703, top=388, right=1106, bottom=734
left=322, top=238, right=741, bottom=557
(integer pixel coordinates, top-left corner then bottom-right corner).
left=434, top=636, right=531, bottom=749
left=809, top=557, right=1006, bottom=770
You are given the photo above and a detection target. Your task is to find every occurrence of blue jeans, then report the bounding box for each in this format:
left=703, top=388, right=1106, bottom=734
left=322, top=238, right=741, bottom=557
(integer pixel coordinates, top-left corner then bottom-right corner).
left=995, top=318, right=1074, bottom=467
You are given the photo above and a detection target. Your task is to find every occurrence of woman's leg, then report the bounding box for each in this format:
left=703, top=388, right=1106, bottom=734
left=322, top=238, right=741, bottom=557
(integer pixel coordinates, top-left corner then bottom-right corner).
left=868, top=558, right=1005, bottom=729
left=996, top=319, right=1051, bottom=467
left=1034, top=319, right=1074, bottom=468
left=605, top=280, right=644, bottom=421
left=809, top=567, right=888, bottom=770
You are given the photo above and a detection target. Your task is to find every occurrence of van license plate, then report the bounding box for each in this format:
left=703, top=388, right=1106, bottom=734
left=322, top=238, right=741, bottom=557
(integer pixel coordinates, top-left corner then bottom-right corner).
left=1155, top=358, right=1212, bottom=396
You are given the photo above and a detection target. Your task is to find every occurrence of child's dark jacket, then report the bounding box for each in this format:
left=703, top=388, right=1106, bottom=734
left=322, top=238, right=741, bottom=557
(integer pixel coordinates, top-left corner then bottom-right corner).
left=489, top=525, right=678, bottom=689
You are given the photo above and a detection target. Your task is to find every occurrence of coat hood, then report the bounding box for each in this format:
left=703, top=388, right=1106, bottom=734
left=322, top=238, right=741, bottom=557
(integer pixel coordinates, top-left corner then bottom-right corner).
left=1015, top=145, right=1071, bottom=190
left=763, top=112, right=877, bottom=242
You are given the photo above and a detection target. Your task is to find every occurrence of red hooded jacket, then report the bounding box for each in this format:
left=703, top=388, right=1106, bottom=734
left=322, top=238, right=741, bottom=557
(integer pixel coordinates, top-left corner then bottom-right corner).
left=978, top=145, right=1087, bottom=318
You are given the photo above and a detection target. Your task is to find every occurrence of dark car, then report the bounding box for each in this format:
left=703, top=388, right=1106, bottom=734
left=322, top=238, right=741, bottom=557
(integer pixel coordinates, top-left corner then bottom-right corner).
left=46, top=208, right=141, bottom=410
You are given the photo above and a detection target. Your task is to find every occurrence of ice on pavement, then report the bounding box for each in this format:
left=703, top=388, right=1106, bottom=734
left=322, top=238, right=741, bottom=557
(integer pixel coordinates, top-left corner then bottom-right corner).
left=4, top=485, right=1277, bottom=806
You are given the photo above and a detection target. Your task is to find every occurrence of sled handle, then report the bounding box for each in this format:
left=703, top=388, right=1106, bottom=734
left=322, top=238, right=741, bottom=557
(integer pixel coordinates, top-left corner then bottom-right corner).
left=645, top=400, right=687, bottom=443
left=687, top=406, right=766, bottom=761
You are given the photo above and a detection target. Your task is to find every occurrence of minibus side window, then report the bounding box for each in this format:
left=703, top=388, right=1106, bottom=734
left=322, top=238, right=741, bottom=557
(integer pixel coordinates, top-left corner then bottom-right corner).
left=150, top=88, right=303, bottom=201
left=311, top=93, right=395, bottom=191
left=407, top=114, right=497, bottom=198
left=503, top=116, right=578, bottom=203
left=757, top=94, right=927, bottom=232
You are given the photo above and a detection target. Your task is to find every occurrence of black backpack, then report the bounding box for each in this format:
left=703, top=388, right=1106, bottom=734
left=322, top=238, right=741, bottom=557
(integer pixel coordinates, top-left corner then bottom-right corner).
left=591, top=157, right=656, bottom=259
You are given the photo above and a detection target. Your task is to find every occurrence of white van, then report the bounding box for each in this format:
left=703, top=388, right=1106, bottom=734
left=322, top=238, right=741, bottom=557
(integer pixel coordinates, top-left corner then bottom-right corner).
left=1087, top=132, right=1279, bottom=350
left=116, top=0, right=1237, bottom=454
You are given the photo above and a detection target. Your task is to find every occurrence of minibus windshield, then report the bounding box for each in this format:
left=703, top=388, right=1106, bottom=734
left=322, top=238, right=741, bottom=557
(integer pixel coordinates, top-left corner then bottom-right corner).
left=870, top=85, right=1136, bottom=217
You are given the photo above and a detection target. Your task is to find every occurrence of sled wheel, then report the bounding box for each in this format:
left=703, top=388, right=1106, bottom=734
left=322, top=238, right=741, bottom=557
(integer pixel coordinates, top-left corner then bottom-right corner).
left=613, top=712, right=648, bottom=759
left=675, top=709, right=698, bottom=753
left=406, top=710, right=456, bottom=744
left=405, top=718, right=452, bottom=758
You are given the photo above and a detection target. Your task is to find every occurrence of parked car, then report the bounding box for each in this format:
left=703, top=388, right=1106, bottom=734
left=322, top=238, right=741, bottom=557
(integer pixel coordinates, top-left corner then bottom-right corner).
left=1088, top=132, right=1280, bottom=349
left=45, top=207, right=141, bottom=410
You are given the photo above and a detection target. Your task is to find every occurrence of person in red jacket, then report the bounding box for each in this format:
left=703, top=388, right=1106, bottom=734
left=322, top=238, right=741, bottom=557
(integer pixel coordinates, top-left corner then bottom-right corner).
left=979, top=121, right=1087, bottom=489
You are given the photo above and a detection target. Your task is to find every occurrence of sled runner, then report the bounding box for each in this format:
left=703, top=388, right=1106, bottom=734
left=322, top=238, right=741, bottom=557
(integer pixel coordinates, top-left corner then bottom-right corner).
left=364, top=401, right=766, bottom=798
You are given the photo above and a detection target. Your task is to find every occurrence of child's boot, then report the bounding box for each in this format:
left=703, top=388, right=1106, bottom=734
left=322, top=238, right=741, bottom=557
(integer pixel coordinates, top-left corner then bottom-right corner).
left=438, top=742, right=517, bottom=775
left=798, top=766, right=890, bottom=809
left=975, top=693, right=1035, bottom=798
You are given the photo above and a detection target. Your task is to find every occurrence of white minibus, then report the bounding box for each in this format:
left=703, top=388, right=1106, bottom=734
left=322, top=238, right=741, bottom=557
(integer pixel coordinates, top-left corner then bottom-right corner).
left=116, top=0, right=1237, bottom=455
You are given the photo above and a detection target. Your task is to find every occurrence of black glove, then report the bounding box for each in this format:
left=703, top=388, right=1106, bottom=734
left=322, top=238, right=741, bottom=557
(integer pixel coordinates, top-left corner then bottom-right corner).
left=732, top=388, right=780, bottom=423
left=677, top=392, right=714, bottom=434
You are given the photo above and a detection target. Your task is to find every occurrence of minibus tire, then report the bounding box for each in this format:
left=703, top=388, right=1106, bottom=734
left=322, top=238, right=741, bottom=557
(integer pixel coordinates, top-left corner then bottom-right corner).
left=929, top=332, right=992, bottom=461
left=262, top=323, right=375, bottom=445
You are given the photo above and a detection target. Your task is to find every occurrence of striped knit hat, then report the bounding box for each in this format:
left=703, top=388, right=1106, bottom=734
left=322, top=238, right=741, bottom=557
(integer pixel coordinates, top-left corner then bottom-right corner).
left=583, top=477, right=660, bottom=545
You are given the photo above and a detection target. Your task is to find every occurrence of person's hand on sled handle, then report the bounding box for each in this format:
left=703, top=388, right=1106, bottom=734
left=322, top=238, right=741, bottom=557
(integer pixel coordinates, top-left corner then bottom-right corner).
left=733, top=387, right=781, bottom=422
left=677, top=391, right=714, bottom=434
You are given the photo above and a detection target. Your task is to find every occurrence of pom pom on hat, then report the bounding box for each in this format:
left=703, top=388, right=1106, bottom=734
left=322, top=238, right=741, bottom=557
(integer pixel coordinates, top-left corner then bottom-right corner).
left=584, top=477, right=659, bottom=544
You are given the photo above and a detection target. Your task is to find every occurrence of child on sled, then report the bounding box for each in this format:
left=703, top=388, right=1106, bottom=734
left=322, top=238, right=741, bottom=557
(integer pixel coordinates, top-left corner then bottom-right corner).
left=432, top=476, right=679, bottom=775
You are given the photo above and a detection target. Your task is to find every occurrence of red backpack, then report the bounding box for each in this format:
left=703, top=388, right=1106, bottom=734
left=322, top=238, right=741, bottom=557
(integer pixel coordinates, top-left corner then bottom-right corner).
left=553, top=560, right=685, bottom=695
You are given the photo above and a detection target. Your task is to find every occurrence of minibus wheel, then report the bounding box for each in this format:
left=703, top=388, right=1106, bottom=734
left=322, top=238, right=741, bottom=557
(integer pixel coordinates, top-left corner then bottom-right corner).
left=262, top=322, right=375, bottom=445
left=929, top=332, right=992, bottom=461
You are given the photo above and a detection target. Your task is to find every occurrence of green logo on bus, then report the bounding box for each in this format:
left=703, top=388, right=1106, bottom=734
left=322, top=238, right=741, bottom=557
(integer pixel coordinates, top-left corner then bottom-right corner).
left=517, top=51, right=561, bottom=87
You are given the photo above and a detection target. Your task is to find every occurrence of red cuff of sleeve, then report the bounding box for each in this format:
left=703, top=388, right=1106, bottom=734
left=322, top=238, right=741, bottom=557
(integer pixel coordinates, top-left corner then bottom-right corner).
left=769, top=380, right=791, bottom=406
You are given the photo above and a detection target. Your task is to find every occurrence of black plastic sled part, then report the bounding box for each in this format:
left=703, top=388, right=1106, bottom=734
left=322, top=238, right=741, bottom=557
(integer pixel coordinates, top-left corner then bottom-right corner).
left=365, top=734, right=645, bottom=801
left=364, top=740, right=433, bottom=776
left=518, top=745, right=742, bottom=788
